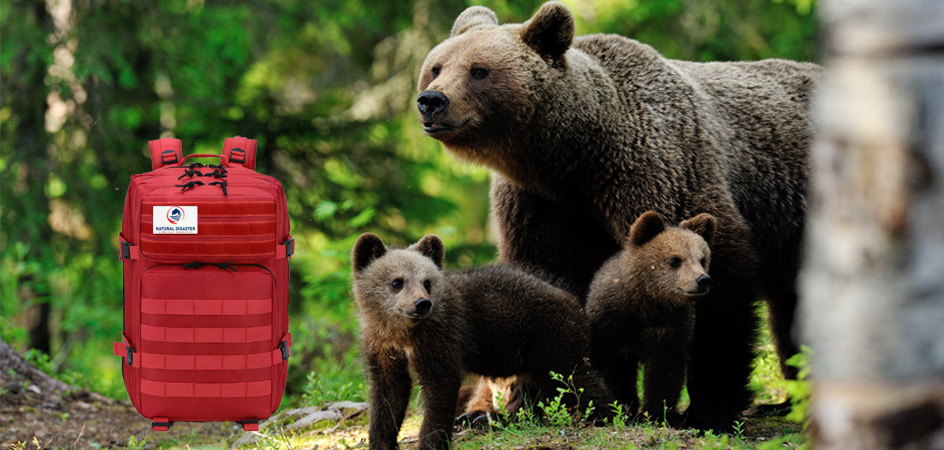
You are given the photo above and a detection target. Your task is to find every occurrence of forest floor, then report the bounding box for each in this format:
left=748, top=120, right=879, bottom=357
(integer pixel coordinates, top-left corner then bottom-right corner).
left=2, top=364, right=806, bottom=450
left=2, top=336, right=808, bottom=449
left=1, top=366, right=237, bottom=449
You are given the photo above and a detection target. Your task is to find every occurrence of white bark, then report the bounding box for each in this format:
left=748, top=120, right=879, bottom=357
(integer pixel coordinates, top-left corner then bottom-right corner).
left=800, top=0, right=944, bottom=448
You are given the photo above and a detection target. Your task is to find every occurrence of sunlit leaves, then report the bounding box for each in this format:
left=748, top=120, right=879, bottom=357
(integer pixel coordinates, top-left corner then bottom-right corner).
left=1, top=0, right=818, bottom=401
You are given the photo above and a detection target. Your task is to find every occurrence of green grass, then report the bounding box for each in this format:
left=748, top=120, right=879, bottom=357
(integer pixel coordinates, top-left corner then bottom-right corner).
left=230, top=303, right=811, bottom=450
left=231, top=330, right=811, bottom=450
left=6, top=297, right=804, bottom=449
left=237, top=413, right=806, bottom=450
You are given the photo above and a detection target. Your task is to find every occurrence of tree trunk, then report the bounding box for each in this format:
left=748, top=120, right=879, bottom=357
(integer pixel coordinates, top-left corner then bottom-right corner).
left=0, top=337, right=113, bottom=404
left=800, top=0, right=944, bottom=448
left=2, top=0, right=57, bottom=356
left=0, top=338, right=73, bottom=396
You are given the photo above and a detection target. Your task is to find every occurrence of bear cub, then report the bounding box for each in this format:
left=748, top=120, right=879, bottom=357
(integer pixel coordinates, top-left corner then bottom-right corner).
left=352, top=233, right=609, bottom=450
left=585, top=211, right=716, bottom=425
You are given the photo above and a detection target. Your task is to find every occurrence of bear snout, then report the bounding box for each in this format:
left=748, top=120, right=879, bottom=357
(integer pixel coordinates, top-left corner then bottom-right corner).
left=418, top=90, right=450, bottom=119
left=403, top=298, right=433, bottom=319
left=680, top=274, right=712, bottom=298
left=682, top=274, right=711, bottom=298
left=696, top=274, right=711, bottom=291
left=414, top=298, right=432, bottom=316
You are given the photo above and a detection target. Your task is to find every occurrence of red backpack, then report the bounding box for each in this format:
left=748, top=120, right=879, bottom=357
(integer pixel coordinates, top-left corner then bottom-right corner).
left=114, top=137, right=294, bottom=431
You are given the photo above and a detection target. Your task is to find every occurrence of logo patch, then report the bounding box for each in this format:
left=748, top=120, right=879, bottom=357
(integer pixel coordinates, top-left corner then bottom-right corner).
left=153, top=206, right=198, bottom=234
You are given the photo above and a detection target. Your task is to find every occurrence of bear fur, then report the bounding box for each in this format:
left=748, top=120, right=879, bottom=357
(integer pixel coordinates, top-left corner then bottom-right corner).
left=416, top=1, right=821, bottom=430
left=585, top=211, right=716, bottom=425
left=351, top=233, right=610, bottom=450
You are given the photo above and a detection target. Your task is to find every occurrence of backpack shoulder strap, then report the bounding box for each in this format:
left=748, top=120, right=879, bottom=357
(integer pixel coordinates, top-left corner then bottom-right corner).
left=222, top=136, right=257, bottom=170
left=147, top=138, right=183, bottom=170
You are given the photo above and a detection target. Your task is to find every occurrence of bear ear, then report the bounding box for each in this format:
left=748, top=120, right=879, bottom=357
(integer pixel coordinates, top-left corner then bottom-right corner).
left=521, top=1, right=574, bottom=61
left=680, top=213, right=717, bottom=246
left=409, top=234, right=445, bottom=269
left=352, top=233, right=387, bottom=273
left=629, top=211, right=666, bottom=247
left=451, top=6, right=499, bottom=37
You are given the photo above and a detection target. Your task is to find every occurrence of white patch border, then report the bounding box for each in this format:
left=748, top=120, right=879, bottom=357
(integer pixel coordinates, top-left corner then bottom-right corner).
left=152, top=205, right=198, bottom=235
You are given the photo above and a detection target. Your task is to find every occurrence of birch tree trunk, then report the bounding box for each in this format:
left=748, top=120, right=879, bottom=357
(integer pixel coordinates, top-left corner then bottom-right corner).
left=800, top=0, right=944, bottom=448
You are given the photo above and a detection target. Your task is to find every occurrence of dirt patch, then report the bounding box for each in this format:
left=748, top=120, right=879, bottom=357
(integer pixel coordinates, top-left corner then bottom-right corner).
left=1, top=368, right=238, bottom=449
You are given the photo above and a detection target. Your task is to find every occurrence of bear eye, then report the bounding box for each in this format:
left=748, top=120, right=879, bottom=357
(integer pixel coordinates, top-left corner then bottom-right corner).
left=668, top=257, right=682, bottom=268
left=470, top=67, right=488, bottom=80
left=700, top=258, right=708, bottom=267
left=423, top=279, right=432, bottom=294
left=391, top=278, right=404, bottom=290
left=431, top=66, right=441, bottom=79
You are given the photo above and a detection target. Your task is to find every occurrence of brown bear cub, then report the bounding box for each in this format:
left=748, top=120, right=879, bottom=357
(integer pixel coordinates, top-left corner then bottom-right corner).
left=585, top=211, right=716, bottom=426
left=351, top=233, right=610, bottom=450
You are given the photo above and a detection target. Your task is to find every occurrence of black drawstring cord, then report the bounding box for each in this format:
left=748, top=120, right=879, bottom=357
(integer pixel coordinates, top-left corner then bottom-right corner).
left=175, top=180, right=204, bottom=191
left=199, top=168, right=227, bottom=178
left=178, top=169, right=204, bottom=179
left=209, top=181, right=227, bottom=195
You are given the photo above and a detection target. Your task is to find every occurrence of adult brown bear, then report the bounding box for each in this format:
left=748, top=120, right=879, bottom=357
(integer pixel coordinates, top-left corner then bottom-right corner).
left=417, top=1, right=820, bottom=430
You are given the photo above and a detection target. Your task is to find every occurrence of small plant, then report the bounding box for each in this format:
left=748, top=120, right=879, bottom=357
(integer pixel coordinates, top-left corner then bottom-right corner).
left=537, top=390, right=571, bottom=429
left=732, top=420, right=746, bottom=439
left=511, top=398, right=538, bottom=428
left=661, top=400, right=670, bottom=428
left=23, top=348, right=54, bottom=374
left=126, top=435, right=146, bottom=450
left=301, top=360, right=365, bottom=408
left=639, top=409, right=652, bottom=425
left=536, top=371, right=594, bottom=428
left=584, top=399, right=595, bottom=424
left=491, top=388, right=521, bottom=432
left=608, top=401, right=629, bottom=431
left=494, top=389, right=509, bottom=417
left=784, top=345, right=813, bottom=426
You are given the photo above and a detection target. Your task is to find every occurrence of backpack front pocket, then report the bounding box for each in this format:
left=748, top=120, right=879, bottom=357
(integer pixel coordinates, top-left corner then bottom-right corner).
left=135, top=264, right=282, bottom=421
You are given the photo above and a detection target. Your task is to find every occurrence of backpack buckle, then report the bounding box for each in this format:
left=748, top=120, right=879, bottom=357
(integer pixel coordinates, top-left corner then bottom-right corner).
left=278, top=340, right=290, bottom=361
left=282, top=238, right=295, bottom=258
left=161, top=149, right=179, bottom=165
left=229, top=148, right=246, bottom=164
left=119, top=241, right=136, bottom=260
left=124, top=346, right=135, bottom=366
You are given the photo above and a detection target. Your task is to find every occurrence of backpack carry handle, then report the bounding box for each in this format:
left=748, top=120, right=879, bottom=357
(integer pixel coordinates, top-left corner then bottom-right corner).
left=148, top=138, right=183, bottom=170
left=222, top=136, right=257, bottom=170
left=180, top=154, right=230, bottom=166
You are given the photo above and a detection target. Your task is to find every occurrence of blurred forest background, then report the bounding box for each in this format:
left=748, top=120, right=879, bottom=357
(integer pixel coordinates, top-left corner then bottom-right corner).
left=0, top=0, right=816, bottom=406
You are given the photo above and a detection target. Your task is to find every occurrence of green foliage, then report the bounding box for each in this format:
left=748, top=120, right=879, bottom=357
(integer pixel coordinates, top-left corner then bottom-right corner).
left=732, top=419, right=746, bottom=439
left=22, top=348, right=53, bottom=375
left=537, top=388, right=573, bottom=429
left=10, top=438, right=40, bottom=450
left=301, top=351, right=366, bottom=407
left=784, top=345, right=813, bottom=426
left=607, top=400, right=630, bottom=430
left=1, top=0, right=817, bottom=416
left=536, top=371, right=594, bottom=428
left=125, top=435, right=146, bottom=450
